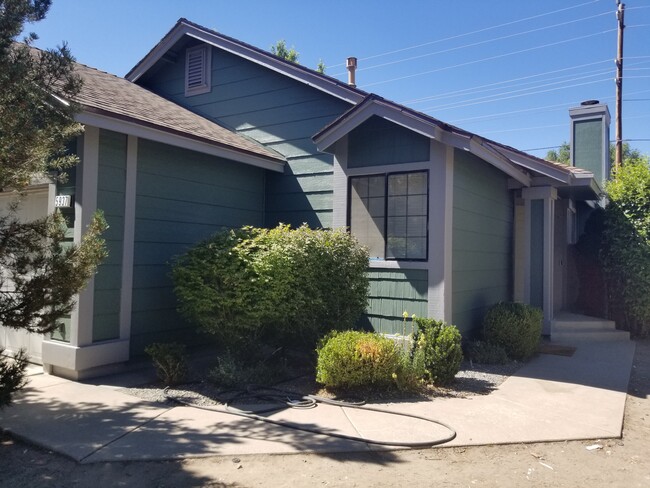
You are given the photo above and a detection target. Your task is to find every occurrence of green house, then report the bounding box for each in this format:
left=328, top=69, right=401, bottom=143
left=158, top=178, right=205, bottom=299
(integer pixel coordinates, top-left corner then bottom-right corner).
left=0, top=19, right=608, bottom=379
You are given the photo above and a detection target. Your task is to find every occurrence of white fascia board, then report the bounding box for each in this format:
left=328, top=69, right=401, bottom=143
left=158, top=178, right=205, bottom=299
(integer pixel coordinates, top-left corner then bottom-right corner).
left=127, top=24, right=364, bottom=105
left=76, top=111, right=285, bottom=173
left=470, top=138, right=531, bottom=186
left=496, top=146, right=571, bottom=184
left=315, top=102, right=445, bottom=152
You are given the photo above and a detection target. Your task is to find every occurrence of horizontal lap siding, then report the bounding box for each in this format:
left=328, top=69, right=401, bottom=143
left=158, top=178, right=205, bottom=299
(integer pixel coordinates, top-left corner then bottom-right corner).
left=143, top=45, right=352, bottom=229
left=452, top=150, right=513, bottom=337
left=363, top=269, right=428, bottom=335
left=93, top=130, right=127, bottom=342
left=130, top=139, right=265, bottom=355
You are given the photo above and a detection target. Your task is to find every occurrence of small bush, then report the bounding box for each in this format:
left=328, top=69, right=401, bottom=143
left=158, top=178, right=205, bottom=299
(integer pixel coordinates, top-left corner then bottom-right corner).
left=483, top=302, right=542, bottom=361
left=466, top=340, right=510, bottom=365
left=145, top=342, right=188, bottom=386
left=412, top=317, right=463, bottom=386
left=0, top=348, right=28, bottom=408
left=316, top=331, right=401, bottom=390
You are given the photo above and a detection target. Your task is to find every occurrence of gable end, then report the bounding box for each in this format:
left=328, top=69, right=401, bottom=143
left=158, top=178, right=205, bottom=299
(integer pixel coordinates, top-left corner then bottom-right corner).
left=185, top=44, right=211, bottom=96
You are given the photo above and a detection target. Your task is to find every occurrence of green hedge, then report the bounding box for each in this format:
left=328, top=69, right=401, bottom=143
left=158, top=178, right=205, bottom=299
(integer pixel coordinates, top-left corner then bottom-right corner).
left=483, top=302, right=542, bottom=361
left=172, top=224, right=369, bottom=350
left=602, top=159, right=650, bottom=337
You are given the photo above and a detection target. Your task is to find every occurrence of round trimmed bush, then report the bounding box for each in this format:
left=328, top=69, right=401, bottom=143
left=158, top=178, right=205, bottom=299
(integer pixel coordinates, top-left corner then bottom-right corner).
left=412, top=317, right=463, bottom=386
left=483, top=302, right=542, bottom=361
left=316, top=331, right=401, bottom=390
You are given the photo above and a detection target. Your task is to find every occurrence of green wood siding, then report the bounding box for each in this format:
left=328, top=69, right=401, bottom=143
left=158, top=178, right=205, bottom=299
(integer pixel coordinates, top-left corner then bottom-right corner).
left=452, top=150, right=513, bottom=336
left=573, top=119, right=603, bottom=184
left=141, top=44, right=351, bottom=229
left=362, top=269, right=428, bottom=335
left=348, top=116, right=430, bottom=168
left=130, top=139, right=265, bottom=355
left=93, top=130, right=127, bottom=342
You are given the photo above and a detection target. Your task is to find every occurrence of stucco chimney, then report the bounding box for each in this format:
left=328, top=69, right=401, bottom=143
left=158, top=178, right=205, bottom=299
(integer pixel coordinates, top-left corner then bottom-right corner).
left=346, top=57, right=357, bottom=88
left=569, top=100, right=611, bottom=187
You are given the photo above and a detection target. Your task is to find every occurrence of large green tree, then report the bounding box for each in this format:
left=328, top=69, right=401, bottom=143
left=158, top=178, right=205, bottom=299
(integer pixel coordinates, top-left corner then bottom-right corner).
left=0, top=0, right=107, bottom=407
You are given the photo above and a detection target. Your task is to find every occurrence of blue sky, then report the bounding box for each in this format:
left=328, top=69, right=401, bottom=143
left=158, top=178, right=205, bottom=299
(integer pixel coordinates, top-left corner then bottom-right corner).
left=23, top=0, right=650, bottom=158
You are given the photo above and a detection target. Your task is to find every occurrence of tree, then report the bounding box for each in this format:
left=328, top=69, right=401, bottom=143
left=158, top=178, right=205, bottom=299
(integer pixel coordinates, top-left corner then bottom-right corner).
left=546, top=141, right=644, bottom=166
left=271, top=39, right=298, bottom=63
left=316, top=59, right=326, bottom=74
left=0, top=0, right=107, bottom=408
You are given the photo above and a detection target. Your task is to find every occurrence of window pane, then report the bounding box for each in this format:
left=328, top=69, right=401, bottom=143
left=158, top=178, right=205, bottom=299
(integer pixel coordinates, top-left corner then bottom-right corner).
left=387, top=216, right=406, bottom=237
left=386, top=237, right=406, bottom=259
left=349, top=176, right=385, bottom=259
left=368, top=196, right=385, bottom=217
left=407, top=194, right=427, bottom=216
left=407, top=216, right=427, bottom=237
left=408, top=172, right=427, bottom=194
left=388, top=174, right=408, bottom=196
left=387, top=195, right=407, bottom=216
left=368, top=176, right=385, bottom=197
left=351, top=177, right=368, bottom=198
left=406, top=238, right=427, bottom=259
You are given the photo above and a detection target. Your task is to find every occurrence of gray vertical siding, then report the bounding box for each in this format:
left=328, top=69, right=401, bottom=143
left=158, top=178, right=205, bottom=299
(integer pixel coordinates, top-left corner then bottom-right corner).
left=129, top=139, right=266, bottom=354
left=363, top=269, right=428, bottom=335
left=93, top=129, right=127, bottom=342
left=452, top=149, right=513, bottom=336
left=140, top=43, right=351, bottom=229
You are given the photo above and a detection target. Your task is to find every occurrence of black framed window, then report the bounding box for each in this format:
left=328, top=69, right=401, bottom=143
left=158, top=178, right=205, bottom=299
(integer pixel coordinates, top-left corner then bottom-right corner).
left=349, top=170, right=428, bottom=261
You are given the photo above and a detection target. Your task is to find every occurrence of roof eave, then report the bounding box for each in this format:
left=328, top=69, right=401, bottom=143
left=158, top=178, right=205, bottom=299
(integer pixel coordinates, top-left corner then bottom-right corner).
left=76, top=108, right=286, bottom=173
left=126, top=20, right=366, bottom=105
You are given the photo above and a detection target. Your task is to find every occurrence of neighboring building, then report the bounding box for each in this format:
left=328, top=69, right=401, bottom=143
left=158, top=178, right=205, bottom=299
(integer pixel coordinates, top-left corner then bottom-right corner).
left=0, top=19, right=610, bottom=379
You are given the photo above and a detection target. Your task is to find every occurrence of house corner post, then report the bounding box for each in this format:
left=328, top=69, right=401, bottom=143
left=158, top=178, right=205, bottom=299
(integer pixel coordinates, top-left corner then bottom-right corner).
left=522, top=186, right=557, bottom=335
left=427, top=144, right=454, bottom=323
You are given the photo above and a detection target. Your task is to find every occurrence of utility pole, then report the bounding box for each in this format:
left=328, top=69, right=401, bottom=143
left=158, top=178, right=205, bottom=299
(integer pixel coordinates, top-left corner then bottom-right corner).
left=615, top=1, right=625, bottom=168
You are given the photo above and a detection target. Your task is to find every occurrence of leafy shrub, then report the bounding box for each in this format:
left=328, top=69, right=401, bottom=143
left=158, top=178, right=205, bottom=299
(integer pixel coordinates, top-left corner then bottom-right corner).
left=209, top=350, right=287, bottom=388
left=0, top=348, right=28, bottom=408
left=483, top=302, right=542, bottom=361
left=412, top=317, right=463, bottom=386
left=466, top=340, right=509, bottom=365
left=316, top=331, right=401, bottom=390
left=172, top=224, right=369, bottom=350
left=601, top=158, right=650, bottom=337
left=145, top=342, right=188, bottom=386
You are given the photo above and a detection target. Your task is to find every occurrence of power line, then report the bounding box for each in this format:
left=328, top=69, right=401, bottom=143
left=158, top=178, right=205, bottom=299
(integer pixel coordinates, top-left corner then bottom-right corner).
left=480, top=114, right=650, bottom=136
left=329, top=0, right=603, bottom=68
left=421, top=78, right=611, bottom=113
left=412, top=67, right=614, bottom=108
left=361, top=29, right=617, bottom=88
left=341, top=10, right=613, bottom=76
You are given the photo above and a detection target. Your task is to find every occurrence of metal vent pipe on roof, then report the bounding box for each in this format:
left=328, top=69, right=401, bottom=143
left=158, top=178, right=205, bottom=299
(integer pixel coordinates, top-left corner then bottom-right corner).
left=346, top=57, right=357, bottom=88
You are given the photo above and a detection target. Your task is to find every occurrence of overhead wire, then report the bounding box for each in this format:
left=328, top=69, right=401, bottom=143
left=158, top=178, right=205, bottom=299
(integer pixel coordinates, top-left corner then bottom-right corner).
left=361, top=29, right=617, bottom=88
left=328, top=0, right=603, bottom=68
left=338, top=10, right=613, bottom=76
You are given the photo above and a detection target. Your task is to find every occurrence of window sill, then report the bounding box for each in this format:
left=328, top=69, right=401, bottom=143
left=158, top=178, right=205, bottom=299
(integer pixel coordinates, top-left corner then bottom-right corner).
left=368, top=259, right=429, bottom=270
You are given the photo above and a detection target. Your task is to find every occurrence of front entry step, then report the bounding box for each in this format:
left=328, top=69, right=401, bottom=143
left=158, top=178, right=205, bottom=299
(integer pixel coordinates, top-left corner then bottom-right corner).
left=551, top=313, right=630, bottom=343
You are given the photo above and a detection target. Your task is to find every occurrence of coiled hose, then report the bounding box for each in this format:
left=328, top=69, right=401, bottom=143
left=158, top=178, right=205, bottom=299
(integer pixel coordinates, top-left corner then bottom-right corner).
left=164, top=384, right=456, bottom=448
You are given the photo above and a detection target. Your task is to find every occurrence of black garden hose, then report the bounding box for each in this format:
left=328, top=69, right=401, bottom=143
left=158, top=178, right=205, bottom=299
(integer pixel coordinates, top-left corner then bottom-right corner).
left=163, top=385, right=456, bottom=448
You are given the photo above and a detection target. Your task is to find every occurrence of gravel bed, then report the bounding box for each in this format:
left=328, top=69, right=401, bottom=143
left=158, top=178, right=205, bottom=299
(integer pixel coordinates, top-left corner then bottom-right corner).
left=120, top=359, right=522, bottom=406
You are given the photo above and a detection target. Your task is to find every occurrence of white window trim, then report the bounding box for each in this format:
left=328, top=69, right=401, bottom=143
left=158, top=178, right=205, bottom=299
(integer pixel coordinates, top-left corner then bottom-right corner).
left=185, top=45, right=212, bottom=96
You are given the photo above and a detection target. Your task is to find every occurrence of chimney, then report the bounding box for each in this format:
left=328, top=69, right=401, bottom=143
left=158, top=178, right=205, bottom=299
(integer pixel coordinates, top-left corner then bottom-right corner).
left=569, top=100, right=611, bottom=187
left=346, top=57, right=357, bottom=88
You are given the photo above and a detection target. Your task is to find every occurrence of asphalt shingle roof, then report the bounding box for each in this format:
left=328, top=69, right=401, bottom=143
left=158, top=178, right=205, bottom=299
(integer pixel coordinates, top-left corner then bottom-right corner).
left=72, top=62, right=284, bottom=163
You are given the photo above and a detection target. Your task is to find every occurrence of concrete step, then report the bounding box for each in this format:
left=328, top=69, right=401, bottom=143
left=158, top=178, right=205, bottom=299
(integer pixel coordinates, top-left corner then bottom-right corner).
left=552, top=328, right=630, bottom=343
left=551, top=313, right=630, bottom=343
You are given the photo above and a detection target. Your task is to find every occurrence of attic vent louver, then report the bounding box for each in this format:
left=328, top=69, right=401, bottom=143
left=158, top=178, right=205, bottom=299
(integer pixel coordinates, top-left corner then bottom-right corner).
left=185, top=45, right=211, bottom=96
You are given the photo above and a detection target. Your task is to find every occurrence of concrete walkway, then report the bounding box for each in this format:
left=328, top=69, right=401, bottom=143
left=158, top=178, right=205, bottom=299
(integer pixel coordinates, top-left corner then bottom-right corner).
left=0, top=318, right=636, bottom=464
